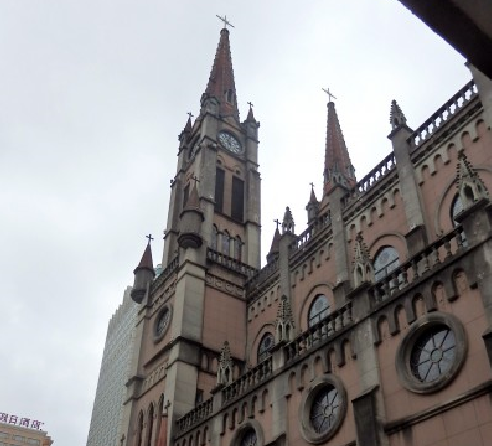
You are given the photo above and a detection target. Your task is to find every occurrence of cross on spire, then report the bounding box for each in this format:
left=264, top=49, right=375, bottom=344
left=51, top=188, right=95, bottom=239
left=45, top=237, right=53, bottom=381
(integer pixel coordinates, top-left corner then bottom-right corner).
left=187, top=112, right=194, bottom=119
left=216, top=14, right=234, bottom=29
left=309, top=182, right=315, bottom=191
left=273, top=218, right=281, bottom=230
left=322, top=87, right=337, bottom=103
left=146, top=234, right=154, bottom=244
left=247, top=101, right=254, bottom=110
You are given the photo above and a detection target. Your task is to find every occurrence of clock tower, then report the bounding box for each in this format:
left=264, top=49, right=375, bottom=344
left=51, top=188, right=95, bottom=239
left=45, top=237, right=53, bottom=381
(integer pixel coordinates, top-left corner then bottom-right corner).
left=162, top=26, right=261, bottom=270
left=123, top=25, right=261, bottom=446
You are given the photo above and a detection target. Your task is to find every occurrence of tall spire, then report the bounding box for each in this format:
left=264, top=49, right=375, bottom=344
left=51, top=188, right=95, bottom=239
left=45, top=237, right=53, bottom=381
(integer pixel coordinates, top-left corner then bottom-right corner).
left=203, top=27, right=238, bottom=117
left=323, top=101, right=356, bottom=195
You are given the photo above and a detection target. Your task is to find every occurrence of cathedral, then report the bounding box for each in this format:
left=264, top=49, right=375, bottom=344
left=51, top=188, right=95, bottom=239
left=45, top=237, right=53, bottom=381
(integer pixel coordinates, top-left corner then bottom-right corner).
left=120, top=24, right=492, bottom=446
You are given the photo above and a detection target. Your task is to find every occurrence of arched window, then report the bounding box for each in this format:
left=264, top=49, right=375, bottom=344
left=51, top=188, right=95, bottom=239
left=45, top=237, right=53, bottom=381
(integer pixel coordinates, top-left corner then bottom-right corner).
left=137, top=411, right=144, bottom=446
left=222, top=231, right=230, bottom=256
left=308, top=295, right=329, bottom=328
left=257, top=332, right=275, bottom=363
left=451, top=194, right=464, bottom=227
left=146, top=404, right=154, bottom=446
left=374, top=246, right=400, bottom=281
left=154, top=395, right=164, bottom=446
left=234, top=236, right=242, bottom=261
left=240, top=429, right=257, bottom=446
left=211, top=225, right=218, bottom=250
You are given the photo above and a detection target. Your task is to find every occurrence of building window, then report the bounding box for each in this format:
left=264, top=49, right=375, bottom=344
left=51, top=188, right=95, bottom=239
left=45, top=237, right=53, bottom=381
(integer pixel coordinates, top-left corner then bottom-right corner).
left=195, top=389, right=204, bottom=406
left=451, top=194, right=467, bottom=246
left=396, top=312, right=467, bottom=394
left=222, top=231, right=231, bottom=256
left=146, top=404, right=154, bottom=446
left=137, top=412, right=144, bottom=446
left=374, top=246, right=400, bottom=281
left=299, top=375, right=347, bottom=444
left=240, top=429, right=257, bottom=446
left=410, top=325, right=456, bottom=383
left=231, top=176, right=245, bottom=221
left=310, top=384, right=340, bottom=434
left=215, top=168, right=225, bottom=213
left=308, top=295, right=329, bottom=328
left=183, top=183, right=190, bottom=208
left=257, top=333, right=275, bottom=363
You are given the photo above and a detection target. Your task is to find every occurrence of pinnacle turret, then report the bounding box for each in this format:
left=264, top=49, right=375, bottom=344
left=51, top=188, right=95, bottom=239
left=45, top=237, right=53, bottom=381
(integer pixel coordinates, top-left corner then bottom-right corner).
left=266, top=227, right=281, bottom=264
left=282, top=207, right=295, bottom=234
left=390, top=99, right=409, bottom=131
left=131, top=236, right=155, bottom=304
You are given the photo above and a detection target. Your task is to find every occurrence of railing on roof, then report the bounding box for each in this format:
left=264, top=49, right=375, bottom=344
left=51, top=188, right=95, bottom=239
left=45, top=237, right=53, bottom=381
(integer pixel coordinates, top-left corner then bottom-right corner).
left=175, top=397, right=213, bottom=434
left=410, top=80, right=478, bottom=147
left=289, top=213, right=332, bottom=254
left=370, top=226, right=466, bottom=304
left=246, top=257, right=279, bottom=293
left=206, top=248, right=258, bottom=278
left=152, top=255, right=179, bottom=289
left=283, top=301, right=353, bottom=363
left=221, top=355, right=273, bottom=406
left=346, top=152, right=396, bottom=204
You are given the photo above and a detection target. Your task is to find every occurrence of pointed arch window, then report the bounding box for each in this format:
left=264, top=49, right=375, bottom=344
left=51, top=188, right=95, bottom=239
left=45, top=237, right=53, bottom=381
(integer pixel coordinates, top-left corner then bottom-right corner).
left=222, top=231, right=231, bottom=256
left=308, top=295, right=329, bottom=328
left=374, top=246, right=400, bottom=282
left=137, top=411, right=144, bottom=446
left=451, top=194, right=467, bottom=247
left=146, top=404, right=154, bottom=446
left=257, top=332, right=275, bottom=363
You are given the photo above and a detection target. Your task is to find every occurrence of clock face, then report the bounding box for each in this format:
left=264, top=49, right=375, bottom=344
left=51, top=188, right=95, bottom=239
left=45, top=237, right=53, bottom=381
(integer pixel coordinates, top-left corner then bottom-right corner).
left=218, top=132, right=242, bottom=154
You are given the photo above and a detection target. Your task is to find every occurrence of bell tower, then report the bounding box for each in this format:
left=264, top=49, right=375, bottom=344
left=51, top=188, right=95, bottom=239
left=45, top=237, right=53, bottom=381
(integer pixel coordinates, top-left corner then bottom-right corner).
left=162, top=26, right=261, bottom=269
left=123, top=23, right=262, bottom=446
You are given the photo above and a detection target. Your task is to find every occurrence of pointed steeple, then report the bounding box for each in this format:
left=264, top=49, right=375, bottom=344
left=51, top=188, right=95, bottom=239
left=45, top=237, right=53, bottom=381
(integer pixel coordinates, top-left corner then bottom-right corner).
left=131, top=236, right=155, bottom=304
left=323, top=101, right=356, bottom=195
left=266, top=227, right=281, bottom=264
left=306, top=184, right=319, bottom=225
left=390, top=100, right=407, bottom=131
left=203, top=28, right=238, bottom=118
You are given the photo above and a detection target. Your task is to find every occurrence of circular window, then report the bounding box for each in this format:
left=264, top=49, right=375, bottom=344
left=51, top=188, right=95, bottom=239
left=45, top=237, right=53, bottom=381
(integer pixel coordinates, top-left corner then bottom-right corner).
left=240, top=429, right=257, bottom=446
left=396, top=312, right=466, bottom=393
left=154, top=305, right=172, bottom=341
left=299, top=376, right=347, bottom=444
left=310, top=384, right=340, bottom=434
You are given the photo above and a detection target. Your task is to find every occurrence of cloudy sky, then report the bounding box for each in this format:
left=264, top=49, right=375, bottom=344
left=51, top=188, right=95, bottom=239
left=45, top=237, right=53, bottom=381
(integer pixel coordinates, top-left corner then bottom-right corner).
left=0, top=0, right=470, bottom=444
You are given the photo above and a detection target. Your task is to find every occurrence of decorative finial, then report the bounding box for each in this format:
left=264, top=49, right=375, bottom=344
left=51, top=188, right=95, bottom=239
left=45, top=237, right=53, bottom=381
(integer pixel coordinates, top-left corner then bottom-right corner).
left=247, top=101, right=254, bottom=111
left=146, top=234, right=154, bottom=244
left=216, top=14, right=234, bottom=29
left=390, top=99, right=407, bottom=130
left=187, top=112, right=194, bottom=119
left=273, top=218, right=281, bottom=231
left=322, top=87, right=337, bottom=103
left=191, top=175, right=200, bottom=187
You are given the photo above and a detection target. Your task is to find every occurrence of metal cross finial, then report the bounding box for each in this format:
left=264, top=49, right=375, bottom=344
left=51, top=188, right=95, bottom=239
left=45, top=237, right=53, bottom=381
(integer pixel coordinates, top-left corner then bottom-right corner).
left=322, top=87, right=337, bottom=103
left=309, top=182, right=315, bottom=191
left=146, top=234, right=154, bottom=244
left=273, top=218, right=281, bottom=230
left=192, top=175, right=200, bottom=187
left=247, top=101, right=254, bottom=110
left=216, top=14, right=234, bottom=29
left=187, top=112, right=194, bottom=119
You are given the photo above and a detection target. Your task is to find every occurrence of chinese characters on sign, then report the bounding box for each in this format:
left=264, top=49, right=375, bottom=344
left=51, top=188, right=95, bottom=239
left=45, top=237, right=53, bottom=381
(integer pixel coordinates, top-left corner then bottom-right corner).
left=0, top=413, right=43, bottom=429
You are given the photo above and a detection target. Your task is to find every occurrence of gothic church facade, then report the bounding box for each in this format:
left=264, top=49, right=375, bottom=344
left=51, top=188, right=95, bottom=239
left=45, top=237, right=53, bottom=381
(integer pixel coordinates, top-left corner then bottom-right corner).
left=121, top=27, right=492, bottom=446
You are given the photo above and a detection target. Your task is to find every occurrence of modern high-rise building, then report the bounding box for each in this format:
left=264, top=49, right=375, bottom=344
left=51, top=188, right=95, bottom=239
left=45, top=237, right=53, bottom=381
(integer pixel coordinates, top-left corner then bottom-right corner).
left=120, top=21, right=492, bottom=446
left=87, top=286, right=137, bottom=446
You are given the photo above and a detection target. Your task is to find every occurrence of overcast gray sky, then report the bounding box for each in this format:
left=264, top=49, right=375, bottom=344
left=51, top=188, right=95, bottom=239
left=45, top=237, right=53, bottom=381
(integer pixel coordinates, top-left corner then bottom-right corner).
left=0, top=1, right=470, bottom=444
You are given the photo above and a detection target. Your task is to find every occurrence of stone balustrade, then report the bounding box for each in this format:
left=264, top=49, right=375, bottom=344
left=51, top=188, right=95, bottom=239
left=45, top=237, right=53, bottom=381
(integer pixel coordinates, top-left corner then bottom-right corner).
left=175, top=397, right=214, bottom=434
left=370, top=226, right=465, bottom=304
left=283, top=302, right=354, bottom=364
left=152, top=255, right=179, bottom=291
left=410, top=80, right=477, bottom=147
left=207, top=248, right=257, bottom=278
left=221, top=356, right=273, bottom=405
left=245, top=258, right=279, bottom=293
